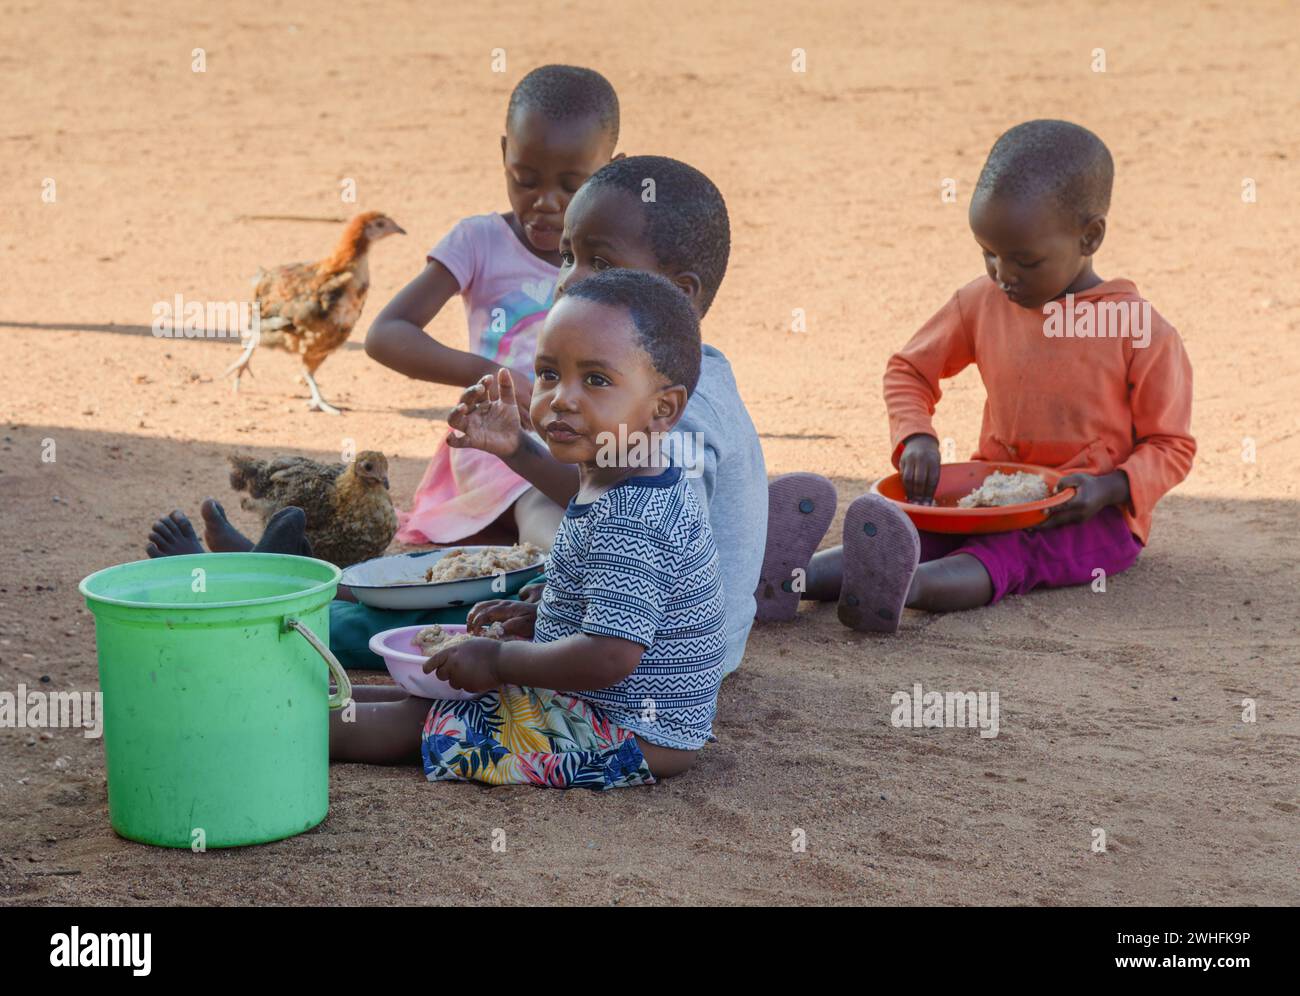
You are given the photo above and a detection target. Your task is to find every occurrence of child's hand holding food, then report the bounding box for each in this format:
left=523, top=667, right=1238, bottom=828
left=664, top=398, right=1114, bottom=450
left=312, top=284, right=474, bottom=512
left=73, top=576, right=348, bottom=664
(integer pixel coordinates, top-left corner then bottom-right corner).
left=447, top=368, right=531, bottom=454
left=467, top=598, right=537, bottom=640
left=423, top=637, right=504, bottom=693
left=900, top=433, right=941, bottom=504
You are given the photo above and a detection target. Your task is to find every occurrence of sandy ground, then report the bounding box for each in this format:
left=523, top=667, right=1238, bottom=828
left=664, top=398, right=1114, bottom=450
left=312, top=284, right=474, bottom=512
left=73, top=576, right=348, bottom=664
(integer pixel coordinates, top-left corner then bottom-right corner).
left=1, top=0, right=1298, bottom=906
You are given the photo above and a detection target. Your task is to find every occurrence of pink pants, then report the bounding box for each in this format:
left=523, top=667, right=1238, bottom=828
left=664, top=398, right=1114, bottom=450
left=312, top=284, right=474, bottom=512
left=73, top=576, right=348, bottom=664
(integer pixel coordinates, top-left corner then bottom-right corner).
left=919, top=506, right=1143, bottom=604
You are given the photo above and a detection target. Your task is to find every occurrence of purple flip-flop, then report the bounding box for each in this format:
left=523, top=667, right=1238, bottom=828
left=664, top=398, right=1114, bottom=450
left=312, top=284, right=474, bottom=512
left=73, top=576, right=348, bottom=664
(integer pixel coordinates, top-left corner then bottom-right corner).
left=837, top=494, right=921, bottom=634
left=753, top=473, right=837, bottom=622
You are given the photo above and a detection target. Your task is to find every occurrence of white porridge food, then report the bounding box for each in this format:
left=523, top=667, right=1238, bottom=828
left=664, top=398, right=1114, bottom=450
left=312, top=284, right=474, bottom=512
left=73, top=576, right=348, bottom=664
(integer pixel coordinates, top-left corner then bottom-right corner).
left=414, top=621, right=508, bottom=655
left=422, top=542, right=544, bottom=583
left=957, top=470, right=1050, bottom=508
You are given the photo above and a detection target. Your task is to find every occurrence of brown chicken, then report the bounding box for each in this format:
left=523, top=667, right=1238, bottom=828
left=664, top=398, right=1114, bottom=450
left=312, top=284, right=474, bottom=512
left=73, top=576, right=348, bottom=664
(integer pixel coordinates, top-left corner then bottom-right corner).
left=228, top=451, right=398, bottom=568
left=225, top=211, right=405, bottom=413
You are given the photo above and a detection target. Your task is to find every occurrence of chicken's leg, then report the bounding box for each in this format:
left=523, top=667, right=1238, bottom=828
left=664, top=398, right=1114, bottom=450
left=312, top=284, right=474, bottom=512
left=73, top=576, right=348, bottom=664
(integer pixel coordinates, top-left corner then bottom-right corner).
left=223, top=339, right=257, bottom=394
left=302, top=363, right=342, bottom=415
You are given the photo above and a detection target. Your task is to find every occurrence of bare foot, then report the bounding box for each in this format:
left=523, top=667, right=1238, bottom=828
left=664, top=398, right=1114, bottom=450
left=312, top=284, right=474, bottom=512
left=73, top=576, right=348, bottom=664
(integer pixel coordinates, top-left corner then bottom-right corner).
left=256, top=506, right=313, bottom=557
left=200, top=498, right=255, bottom=553
left=146, top=510, right=205, bottom=558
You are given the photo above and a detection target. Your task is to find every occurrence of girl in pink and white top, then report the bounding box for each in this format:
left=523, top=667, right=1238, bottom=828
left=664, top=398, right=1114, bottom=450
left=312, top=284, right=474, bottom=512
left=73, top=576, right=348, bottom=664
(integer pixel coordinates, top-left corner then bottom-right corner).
left=365, top=65, right=622, bottom=548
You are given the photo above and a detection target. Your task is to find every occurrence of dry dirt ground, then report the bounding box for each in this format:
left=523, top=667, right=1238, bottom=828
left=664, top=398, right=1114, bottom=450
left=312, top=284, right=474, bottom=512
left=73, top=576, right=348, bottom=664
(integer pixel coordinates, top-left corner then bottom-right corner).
left=1, top=0, right=1297, bottom=905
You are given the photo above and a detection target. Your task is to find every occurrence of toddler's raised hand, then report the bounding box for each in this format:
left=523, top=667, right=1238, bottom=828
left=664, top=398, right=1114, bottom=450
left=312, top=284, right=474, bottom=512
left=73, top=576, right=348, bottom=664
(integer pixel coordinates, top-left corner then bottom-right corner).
left=447, top=368, right=529, bottom=458
left=900, top=433, right=941, bottom=504
left=503, top=366, right=534, bottom=419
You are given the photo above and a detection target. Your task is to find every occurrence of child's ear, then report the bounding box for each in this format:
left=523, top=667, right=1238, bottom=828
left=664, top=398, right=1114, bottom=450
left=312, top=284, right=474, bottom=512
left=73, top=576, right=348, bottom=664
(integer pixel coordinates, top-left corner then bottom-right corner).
left=672, top=271, right=704, bottom=312
left=500, top=135, right=508, bottom=163
left=649, top=385, right=689, bottom=433
left=1080, top=215, right=1106, bottom=257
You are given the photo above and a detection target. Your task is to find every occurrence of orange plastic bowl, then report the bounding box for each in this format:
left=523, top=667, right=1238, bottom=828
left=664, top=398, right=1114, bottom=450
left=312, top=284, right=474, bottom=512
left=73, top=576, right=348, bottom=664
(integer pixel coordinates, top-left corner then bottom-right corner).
left=870, top=461, right=1075, bottom=534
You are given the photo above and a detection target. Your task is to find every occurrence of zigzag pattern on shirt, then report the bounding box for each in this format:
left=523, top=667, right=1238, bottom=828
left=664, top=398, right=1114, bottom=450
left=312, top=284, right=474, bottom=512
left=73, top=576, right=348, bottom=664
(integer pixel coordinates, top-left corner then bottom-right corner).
left=533, top=474, right=725, bottom=749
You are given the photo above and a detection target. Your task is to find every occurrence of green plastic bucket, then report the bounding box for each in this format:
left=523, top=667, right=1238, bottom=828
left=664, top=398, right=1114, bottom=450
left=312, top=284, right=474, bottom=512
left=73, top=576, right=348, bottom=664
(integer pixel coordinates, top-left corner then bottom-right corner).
left=79, top=553, right=350, bottom=849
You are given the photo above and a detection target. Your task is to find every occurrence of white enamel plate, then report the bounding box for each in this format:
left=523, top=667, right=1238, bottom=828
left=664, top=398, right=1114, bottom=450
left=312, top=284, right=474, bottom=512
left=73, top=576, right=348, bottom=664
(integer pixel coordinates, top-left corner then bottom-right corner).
left=340, top=546, right=545, bottom=610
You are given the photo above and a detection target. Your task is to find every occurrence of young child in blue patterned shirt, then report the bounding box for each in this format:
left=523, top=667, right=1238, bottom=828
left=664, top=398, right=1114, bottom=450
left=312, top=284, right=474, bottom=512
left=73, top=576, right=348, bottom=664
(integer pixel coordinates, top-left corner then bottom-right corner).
left=329, top=268, right=725, bottom=789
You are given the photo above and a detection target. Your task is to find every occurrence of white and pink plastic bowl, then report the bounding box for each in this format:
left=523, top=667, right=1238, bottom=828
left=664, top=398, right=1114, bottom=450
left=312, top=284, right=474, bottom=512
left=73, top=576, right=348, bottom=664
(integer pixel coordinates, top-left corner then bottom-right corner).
left=366, top=624, right=483, bottom=701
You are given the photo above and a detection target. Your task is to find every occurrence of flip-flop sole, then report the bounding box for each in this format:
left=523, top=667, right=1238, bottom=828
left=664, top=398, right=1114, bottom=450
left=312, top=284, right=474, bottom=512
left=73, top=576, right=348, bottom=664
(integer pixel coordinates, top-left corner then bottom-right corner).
left=838, top=494, right=921, bottom=634
left=753, top=473, right=838, bottom=622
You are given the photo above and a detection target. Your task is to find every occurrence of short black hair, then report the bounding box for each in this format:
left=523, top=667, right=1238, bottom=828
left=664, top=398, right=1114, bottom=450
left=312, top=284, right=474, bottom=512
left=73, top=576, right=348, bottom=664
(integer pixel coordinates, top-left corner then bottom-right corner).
left=506, top=65, right=619, bottom=145
left=974, top=120, right=1114, bottom=225
left=582, top=155, right=730, bottom=315
left=561, top=269, right=701, bottom=395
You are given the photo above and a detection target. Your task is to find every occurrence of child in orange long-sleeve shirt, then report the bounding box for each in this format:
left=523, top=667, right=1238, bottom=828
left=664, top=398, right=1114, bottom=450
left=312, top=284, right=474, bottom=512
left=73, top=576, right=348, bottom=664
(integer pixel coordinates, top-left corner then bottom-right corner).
left=782, top=120, right=1195, bottom=631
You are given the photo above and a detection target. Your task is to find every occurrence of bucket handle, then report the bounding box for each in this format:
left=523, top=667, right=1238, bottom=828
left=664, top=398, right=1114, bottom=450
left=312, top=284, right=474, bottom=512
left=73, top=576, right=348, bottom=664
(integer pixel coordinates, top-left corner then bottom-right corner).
left=284, top=617, right=352, bottom=711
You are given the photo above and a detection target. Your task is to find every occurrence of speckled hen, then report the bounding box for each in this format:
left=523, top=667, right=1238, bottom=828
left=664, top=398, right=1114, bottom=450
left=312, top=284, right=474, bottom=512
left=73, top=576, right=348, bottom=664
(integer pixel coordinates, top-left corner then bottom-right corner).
left=228, top=451, right=398, bottom=567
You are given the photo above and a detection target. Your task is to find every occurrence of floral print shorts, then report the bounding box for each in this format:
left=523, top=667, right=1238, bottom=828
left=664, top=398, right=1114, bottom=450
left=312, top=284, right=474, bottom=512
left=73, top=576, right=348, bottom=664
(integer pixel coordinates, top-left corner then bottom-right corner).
left=421, top=685, right=655, bottom=790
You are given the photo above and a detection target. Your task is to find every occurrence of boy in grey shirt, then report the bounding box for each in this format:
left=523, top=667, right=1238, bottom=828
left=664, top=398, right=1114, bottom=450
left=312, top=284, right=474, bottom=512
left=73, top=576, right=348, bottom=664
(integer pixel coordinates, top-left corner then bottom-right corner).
left=669, top=344, right=765, bottom=674
left=448, top=156, right=766, bottom=675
